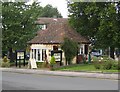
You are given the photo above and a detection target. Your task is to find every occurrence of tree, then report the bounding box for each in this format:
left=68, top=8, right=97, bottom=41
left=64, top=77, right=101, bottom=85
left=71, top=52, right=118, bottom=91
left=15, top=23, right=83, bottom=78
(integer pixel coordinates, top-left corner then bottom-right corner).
left=2, top=2, right=42, bottom=51
left=40, top=4, right=62, bottom=18
left=61, top=38, right=78, bottom=65
left=2, top=2, right=63, bottom=53
left=68, top=2, right=101, bottom=39
left=68, top=1, right=120, bottom=59
left=96, top=2, right=120, bottom=58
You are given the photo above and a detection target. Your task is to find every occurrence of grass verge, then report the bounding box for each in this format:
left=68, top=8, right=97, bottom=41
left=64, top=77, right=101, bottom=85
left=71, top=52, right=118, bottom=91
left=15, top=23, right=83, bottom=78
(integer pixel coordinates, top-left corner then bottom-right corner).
left=54, top=64, right=119, bottom=73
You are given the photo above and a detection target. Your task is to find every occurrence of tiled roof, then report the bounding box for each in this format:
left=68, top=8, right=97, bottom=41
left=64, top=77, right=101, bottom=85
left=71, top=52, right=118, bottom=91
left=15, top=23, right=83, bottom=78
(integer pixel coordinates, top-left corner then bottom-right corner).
left=28, top=18, right=90, bottom=44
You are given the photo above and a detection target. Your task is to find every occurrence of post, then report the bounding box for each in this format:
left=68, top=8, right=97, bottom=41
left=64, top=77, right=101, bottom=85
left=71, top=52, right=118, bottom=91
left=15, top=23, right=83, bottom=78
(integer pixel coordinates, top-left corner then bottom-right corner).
left=23, top=51, right=25, bottom=66
left=16, top=51, right=17, bottom=67
left=19, top=56, right=21, bottom=68
left=88, top=53, right=91, bottom=63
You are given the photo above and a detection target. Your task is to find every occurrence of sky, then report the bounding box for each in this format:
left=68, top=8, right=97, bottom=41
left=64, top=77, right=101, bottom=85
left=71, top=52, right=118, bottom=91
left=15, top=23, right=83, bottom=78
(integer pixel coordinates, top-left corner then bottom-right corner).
left=28, top=0, right=69, bottom=18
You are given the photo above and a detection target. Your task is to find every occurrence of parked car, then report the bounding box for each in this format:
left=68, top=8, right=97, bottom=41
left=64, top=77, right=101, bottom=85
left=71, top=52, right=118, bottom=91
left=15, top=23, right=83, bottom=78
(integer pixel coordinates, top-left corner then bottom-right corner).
left=91, top=49, right=102, bottom=57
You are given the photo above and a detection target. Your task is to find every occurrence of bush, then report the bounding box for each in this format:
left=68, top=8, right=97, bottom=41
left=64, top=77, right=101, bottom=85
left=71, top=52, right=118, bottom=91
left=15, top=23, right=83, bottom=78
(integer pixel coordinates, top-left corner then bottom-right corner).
left=1, top=57, right=10, bottom=67
left=3, top=56, right=8, bottom=62
left=102, top=61, right=113, bottom=70
left=118, top=63, right=120, bottom=70
left=50, top=56, right=56, bottom=67
left=1, top=61, right=10, bottom=67
left=111, top=62, right=118, bottom=70
left=36, top=62, right=43, bottom=68
left=111, top=62, right=120, bottom=70
left=94, top=62, right=101, bottom=69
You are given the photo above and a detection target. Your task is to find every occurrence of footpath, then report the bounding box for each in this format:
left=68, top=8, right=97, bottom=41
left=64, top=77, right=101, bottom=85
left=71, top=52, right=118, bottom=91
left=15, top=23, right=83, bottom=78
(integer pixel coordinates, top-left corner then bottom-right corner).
left=1, top=68, right=119, bottom=80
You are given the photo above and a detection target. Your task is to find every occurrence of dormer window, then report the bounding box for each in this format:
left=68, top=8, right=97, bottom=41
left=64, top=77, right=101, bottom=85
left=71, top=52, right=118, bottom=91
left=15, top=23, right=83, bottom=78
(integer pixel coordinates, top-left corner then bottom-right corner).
left=42, top=24, right=47, bottom=30
left=36, top=24, right=47, bottom=30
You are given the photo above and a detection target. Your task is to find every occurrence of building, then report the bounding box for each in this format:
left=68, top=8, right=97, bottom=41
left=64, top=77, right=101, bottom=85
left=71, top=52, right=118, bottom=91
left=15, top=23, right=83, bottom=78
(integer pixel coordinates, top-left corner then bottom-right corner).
left=28, top=18, right=90, bottom=65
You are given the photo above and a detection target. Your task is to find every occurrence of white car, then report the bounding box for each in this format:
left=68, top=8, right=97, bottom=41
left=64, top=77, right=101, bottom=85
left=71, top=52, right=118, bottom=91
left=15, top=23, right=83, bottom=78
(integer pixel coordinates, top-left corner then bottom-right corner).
left=91, top=51, right=102, bottom=57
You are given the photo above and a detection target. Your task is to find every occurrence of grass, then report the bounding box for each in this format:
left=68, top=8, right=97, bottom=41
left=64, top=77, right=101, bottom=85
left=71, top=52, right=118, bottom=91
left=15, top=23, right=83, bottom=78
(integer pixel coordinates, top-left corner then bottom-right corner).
left=54, top=55, right=119, bottom=73
left=55, top=64, right=119, bottom=73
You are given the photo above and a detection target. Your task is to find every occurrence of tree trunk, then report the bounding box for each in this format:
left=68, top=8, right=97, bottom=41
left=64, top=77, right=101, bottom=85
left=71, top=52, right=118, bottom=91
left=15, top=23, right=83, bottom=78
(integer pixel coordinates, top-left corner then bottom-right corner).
left=110, top=47, right=115, bottom=59
left=8, top=47, right=14, bottom=62
left=65, top=59, right=68, bottom=65
left=68, top=61, right=71, bottom=65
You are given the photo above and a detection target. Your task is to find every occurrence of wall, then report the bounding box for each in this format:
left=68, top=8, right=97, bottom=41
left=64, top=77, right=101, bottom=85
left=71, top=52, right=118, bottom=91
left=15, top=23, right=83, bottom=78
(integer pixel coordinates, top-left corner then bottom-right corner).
left=30, top=44, right=66, bottom=64
left=30, top=43, right=89, bottom=65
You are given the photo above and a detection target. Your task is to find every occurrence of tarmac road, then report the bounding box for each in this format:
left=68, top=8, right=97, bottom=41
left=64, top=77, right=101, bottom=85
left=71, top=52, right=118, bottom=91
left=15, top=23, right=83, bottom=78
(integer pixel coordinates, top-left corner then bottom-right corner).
left=2, top=71, right=118, bottom=90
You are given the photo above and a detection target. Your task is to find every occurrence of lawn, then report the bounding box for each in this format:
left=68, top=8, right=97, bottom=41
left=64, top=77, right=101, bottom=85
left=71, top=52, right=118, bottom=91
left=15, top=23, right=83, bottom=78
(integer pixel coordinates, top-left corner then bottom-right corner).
left=55, top=64, right=119, bottom=73
left=54, top=55, right=119, bottom=73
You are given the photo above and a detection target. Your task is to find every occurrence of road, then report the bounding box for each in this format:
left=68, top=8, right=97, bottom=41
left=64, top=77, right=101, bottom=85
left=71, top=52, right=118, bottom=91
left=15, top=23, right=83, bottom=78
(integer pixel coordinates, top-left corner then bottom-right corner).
left=2, top=71, right=118, bottom=90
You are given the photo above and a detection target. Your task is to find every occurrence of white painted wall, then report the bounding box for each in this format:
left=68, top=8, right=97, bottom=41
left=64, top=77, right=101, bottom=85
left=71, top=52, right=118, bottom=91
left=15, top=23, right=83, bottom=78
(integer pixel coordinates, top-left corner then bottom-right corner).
left=30, top=43, right=88, bottom=65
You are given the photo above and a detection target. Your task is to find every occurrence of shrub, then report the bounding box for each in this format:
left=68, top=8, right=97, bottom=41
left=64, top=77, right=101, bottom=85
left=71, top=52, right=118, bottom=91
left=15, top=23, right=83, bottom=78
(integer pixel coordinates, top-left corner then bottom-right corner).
left=102, top=61, right=113, bottom=70
left=1, top=61, right=10, bottom=67
left=3, top=56, right=8, bottom=62
left=50, top=56, right=56, bottom=67
left=1, top=57, right=10, bottom=67
left=94, top=62, right=101, bottom=69
left=111, top=62, right=120, bottom=70
left=111, top=62, right=118, bottom=70
left=36, top=62, right=43, bottom=68
left=118, top=63, right=120, bottom=70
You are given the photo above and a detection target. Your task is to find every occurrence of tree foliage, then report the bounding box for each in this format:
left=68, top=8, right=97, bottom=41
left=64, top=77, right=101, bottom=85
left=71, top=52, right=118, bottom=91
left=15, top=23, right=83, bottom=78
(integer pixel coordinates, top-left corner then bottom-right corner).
left=2, top=2, right=42, bottom=51
left=68, top=2, right=120, bottom=58
left=40, top=4, right=62, bottom=18
left=61, top=38, right=78, bottom=65
left=2, top=2, right=63, bottom=52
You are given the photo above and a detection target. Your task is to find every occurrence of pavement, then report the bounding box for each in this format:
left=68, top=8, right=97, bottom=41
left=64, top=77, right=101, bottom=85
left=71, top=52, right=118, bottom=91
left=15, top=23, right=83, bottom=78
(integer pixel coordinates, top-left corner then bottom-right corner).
left=1, top=68, right=119, bottom=80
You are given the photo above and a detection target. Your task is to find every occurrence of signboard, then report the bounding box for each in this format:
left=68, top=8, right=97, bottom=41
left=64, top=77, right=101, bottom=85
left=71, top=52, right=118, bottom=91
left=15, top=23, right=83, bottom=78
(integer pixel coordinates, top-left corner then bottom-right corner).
left=51, top=50, right=62, bottom=66
left=15, top=50, right=26, bottom=68
left=17, top=52, right=25, bottom=59
left=54, top=53, right=61, bottom=61
left=30, top=59, right=37, bottom=69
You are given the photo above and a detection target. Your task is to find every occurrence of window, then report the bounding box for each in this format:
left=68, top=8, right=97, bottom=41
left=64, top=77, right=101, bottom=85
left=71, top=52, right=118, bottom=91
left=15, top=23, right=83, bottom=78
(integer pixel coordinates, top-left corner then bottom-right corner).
left=38, top=49, right=40, bottom=61
left=48, top=49, right=51, bottom=56
left=34, top=49, right=36, bottom=59
left=32, top=49, right=33, bottom=59
left=37, top=24, right=47, bottom=30
left=53, top=46, right=58, bottom=51
left=42, top=49, right=46, bottom=61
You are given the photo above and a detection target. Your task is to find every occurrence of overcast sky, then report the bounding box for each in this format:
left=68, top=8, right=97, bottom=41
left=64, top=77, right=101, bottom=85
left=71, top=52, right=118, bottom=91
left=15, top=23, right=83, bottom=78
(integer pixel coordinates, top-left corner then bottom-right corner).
left=28, top=0, right=69, bottom=18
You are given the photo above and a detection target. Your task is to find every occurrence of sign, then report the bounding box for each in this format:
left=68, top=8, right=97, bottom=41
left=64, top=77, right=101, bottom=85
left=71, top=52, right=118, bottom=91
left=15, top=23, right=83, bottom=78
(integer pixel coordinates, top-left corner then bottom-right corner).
left=54, top=53, right=61, bottom=61
left=30, top=59, right=37, bottom=69
left=51, top=50, right=62, bottom=66
left=15, top=50, right=26, bottom=68
left=17, top=52, right=25, bottom=59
